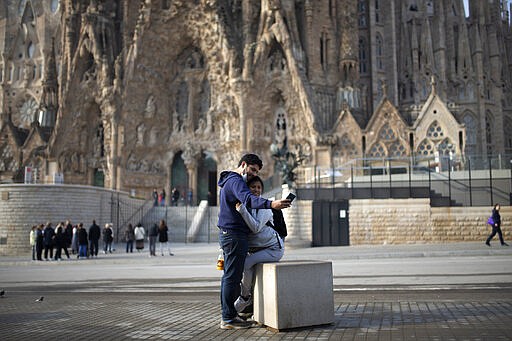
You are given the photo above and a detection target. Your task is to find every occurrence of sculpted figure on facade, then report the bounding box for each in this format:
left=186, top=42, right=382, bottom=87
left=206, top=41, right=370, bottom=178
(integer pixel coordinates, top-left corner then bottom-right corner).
left=136, top=124, right=145, bottom=146
left=144, top=95, right=156, bottom=119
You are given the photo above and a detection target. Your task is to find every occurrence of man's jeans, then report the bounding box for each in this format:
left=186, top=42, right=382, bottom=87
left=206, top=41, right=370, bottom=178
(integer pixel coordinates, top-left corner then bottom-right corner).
left=219, top=229, right=248, bottom=321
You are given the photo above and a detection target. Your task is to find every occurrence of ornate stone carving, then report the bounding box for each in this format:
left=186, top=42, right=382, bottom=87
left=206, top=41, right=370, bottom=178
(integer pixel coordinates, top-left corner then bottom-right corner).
left=144, top=95, right=156, bottom=118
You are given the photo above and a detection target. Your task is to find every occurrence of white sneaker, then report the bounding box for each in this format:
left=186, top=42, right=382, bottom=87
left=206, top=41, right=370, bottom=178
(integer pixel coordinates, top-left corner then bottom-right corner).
left=234, top=295, right=252, bottom=313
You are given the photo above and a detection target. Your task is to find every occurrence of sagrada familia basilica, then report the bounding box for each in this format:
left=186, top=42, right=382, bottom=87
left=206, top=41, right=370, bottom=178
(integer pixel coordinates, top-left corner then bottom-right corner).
left=0, top=0, right=511, bottom=202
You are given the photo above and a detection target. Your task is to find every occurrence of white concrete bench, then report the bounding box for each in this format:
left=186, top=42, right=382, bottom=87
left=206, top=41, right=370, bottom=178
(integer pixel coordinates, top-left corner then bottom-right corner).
left=253, top=260, right=334, bottom=331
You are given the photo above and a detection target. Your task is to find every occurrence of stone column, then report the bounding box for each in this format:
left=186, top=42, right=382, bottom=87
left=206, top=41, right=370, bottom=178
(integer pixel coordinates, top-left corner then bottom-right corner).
left=182, top=144, right=199, bottom=205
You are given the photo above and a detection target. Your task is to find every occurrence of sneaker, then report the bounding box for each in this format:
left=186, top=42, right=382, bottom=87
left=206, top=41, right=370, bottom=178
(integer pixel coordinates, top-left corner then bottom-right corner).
left=502, top=242, right=509, bottom=246
left=485, top=242, right=491, bottom=247
left=169, top=253, right=174, bottom=256
left=220, top=316, right=252, bottom=330
left=234, top=295, right=253, bottom=313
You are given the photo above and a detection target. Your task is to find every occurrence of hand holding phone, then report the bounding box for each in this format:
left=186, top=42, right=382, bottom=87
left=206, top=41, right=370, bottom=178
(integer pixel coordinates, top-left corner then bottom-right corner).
left=286, top=193, right=296, bottom=202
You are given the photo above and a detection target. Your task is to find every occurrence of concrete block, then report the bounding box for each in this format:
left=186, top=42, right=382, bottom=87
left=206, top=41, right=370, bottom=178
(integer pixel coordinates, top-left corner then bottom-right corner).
left=253, top=260, right=334, bottom=330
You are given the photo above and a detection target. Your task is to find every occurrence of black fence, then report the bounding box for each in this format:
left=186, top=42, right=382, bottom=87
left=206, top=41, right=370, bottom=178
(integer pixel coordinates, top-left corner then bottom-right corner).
left=109, top=195, right=219, bottom=244
left=296, top=155, right=512, bottom=207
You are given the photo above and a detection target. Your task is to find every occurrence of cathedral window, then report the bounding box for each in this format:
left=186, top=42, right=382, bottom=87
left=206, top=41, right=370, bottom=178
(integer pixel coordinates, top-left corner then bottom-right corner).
left=437, top=138, right=455, bottom=157
left=376, top=34, right=383, bottom=70
left=359, top=38, right=367, bottom=73
left=427, top=121, right=444, bottom=140
left=379, top=123, right=396, bottom=141
left=389, top=142, right=406, bottom=157
left=375, top=0, right=380, bottom=22
left=320, top=32, right=329, bottom=71
left=8, top=65, right=13, bottom=82
left=358, top=0, right=366, bottom=13
left=368, top=142, right=386, bottom=158
left=359, top=15, right=367, bottom=27
left=417, top=139, right=434, bottom=156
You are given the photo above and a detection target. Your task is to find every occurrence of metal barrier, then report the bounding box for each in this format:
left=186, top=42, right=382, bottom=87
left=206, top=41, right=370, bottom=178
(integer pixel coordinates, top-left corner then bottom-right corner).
left=296, top=154, right=512, bottom=207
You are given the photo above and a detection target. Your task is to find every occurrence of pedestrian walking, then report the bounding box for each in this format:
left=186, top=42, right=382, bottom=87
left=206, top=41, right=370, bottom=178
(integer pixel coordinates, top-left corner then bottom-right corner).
left=54, top=222, right=70, bottom=261
left=102, top=223, right=114, bottom=254
left=486, top=204, right=508, bottom=247
left=30, top=225, right=37, bottom=260
left=43, top=222, right=55, bottom=260
left=158, top=220, right=173, bottom=256
left=88, top=220, right=101, bottom=257
left=77, top=223, right=88, bottom=259
left=148, top=222, right=158, bottom=256
left=160, top=188, right=166, bottom=206
left=152, top=188, right=159, bottom=207
left=35, top=224, right=43, bottom=261
left=71, top=225, right=79, bottom=255
left=134, top=223, right=145, bottom=252
left=125, top=223, right=135, bottom=253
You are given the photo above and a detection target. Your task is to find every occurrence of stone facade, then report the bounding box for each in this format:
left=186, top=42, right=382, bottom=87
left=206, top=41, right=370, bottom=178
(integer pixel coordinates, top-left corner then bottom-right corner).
left=0, top=184, right=139, bottom=256
left=349, top=199, right=511, bottom=245
left=0, top=1, right=511, bottom=202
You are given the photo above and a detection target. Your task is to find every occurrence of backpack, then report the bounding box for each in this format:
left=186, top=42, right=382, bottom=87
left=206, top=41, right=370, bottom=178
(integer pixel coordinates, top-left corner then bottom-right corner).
left=267, top=208, right=287, bottom=239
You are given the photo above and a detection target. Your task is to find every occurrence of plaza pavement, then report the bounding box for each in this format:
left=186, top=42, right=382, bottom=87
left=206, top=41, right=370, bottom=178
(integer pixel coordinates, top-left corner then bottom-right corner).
left=0, top=241, right=511, bottom=340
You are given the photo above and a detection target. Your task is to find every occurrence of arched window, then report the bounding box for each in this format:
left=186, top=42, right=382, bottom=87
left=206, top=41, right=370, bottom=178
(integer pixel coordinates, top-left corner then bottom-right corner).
left=389, top=141, right=406, bottom=157
left=359, top=14, right=367, bottom=27
left=368, top=142, right=386, bottom=158
left=417, top=139, right=435, bottom=156
left=27, top=42, right=35, bottom=59
left=379, top=123, right=396, bottom=140
left=376, top=34, right=383, bottom=70
left=358, top=38, right=367, bottom=73
left=375, top=0, right=380, bottom=22
left=427, top=121, right=444, bottom=140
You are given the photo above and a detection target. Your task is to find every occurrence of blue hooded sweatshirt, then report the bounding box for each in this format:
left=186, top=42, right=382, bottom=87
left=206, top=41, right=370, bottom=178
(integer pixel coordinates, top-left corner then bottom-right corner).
left=217, top=170, right=272, bottom=234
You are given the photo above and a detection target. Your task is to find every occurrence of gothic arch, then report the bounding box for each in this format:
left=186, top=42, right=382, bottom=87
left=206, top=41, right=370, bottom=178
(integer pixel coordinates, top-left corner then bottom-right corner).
left=378, top=123, right=397, bottom=141
left=417, top=138, right=435, bottom=157
left=171, top=151, right=188, bottom=203
left=426, top=120, right=445, bottom=141
left=368, top=141, right=387, bottom=158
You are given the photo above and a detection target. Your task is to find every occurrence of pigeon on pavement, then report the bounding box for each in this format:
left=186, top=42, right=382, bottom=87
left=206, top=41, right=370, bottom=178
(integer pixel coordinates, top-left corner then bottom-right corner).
left=35, top=296, right=44, bottom=302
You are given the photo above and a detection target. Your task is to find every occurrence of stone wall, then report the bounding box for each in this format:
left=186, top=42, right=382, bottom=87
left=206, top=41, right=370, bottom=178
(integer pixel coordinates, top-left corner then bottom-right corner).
left=2, top=186, right=511, bottom=256
left=348, top=199, right=511, bottom=245
left=0, top=184, right=141, bottom=256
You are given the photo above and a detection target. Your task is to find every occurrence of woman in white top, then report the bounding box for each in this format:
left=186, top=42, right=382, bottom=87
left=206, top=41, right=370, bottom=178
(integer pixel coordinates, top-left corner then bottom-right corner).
left=234, top=176, right=284, bottom=315
left=134, top=223, right=145, bottom=251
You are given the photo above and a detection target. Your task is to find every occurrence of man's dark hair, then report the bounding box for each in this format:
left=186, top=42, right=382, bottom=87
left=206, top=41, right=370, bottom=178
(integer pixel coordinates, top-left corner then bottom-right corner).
left=238, top=153, right=263, bottom=169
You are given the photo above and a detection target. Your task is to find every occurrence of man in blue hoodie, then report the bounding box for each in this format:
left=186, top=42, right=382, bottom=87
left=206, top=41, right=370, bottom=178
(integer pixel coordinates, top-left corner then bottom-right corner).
left=217, top=153, right=291, bottom=329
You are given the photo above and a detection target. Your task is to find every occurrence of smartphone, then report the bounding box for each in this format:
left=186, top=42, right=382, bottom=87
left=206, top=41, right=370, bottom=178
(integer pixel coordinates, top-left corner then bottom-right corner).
left=286, top=193, right=296, bottom=202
